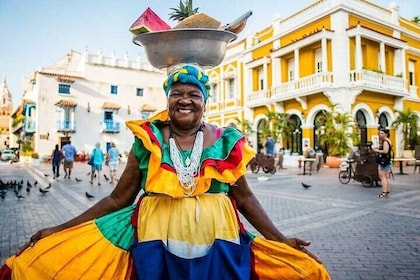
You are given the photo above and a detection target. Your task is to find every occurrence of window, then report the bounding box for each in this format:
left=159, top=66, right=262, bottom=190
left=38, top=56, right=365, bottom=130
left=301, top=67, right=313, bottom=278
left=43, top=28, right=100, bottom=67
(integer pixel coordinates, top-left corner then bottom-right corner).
left=110, top=85, right=118, bottom=95
left=136, top=88, right=144, bottom=97
left=409, top=60, right=415, bottom=86
left=141, top=111, right=151, bottom=119
left=104, top=111, right=113, bottom=122
left=315, top=49, right=322, bottom=73
left=288, top=59, right=295, bottom=81
left=211, top=84, right=218, bottom=103
left=58, top=84, right=70, bottom=94
left=258, top=69, right=264, bottom=90
left=227, top=78, right=235, bottom=99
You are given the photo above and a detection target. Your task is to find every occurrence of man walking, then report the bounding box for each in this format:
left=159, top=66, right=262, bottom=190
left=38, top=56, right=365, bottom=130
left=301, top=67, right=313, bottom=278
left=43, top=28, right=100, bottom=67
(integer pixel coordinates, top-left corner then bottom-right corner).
left=61, top=141, right=77, bottom=179
left=264, top=135, right=275, bottom=156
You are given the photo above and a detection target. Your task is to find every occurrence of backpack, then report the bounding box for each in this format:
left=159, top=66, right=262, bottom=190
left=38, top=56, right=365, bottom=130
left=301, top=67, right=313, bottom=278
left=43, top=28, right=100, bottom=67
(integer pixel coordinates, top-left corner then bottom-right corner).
left=307, top=148, right=316, bottom=158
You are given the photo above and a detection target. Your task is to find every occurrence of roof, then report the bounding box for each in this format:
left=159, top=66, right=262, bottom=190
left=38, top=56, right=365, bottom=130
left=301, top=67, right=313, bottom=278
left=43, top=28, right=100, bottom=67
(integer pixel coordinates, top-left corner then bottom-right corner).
left=55, top=99, right=78, bottom=107
left=102, top=102, right=121, bottom=110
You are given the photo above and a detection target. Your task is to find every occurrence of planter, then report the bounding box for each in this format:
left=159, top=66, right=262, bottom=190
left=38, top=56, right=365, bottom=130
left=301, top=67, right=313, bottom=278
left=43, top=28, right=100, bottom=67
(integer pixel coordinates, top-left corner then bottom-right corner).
left=31, top=158, right=40, bottom=167
left=325, top=156, right=341, bottom=168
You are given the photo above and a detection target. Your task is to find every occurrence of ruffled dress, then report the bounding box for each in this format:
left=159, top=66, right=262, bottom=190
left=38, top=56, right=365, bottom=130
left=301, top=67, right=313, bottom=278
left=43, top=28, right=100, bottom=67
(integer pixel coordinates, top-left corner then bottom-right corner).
left=0, top=111, right=330, bottom=280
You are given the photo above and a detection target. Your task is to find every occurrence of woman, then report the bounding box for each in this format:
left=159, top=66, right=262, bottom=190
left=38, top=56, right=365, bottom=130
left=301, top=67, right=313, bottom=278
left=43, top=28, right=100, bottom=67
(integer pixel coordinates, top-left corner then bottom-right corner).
left=89, top=142, right=104, bottom=185
left=51, top=144, right=62, bottom=179
left=0, top=65, right=330, bottom=279
left=373, top=129, right=392, bottom=198
left=106, top=142, right=119, bottom=184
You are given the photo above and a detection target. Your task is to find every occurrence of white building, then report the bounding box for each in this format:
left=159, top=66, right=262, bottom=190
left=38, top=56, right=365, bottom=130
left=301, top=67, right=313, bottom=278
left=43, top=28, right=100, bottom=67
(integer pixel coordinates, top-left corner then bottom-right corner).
left=12, top=49, right=167, bottom=160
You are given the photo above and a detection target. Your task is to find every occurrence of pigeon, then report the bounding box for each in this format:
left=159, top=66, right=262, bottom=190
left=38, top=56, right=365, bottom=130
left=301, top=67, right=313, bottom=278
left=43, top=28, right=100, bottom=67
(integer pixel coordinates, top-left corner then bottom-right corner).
left=44, top=173, right=49, bottom=177
left=85, top=192, right=95, bottom=199
left=75, top=178, right=82, bottom=182
left=34, top=181, right=38, bottom=186
left=103, top=174, right=109, bottom=181
left=301, top=182, right=312, bottom=189
left=27, top=180, right=32, bottom=188
left=39, top=187, right=49, bottom=194
left=17, top=194, right=25, bottom=199
left=45, top=183, right=52, bottom=189
left=26, top=186, right=31, bottom=193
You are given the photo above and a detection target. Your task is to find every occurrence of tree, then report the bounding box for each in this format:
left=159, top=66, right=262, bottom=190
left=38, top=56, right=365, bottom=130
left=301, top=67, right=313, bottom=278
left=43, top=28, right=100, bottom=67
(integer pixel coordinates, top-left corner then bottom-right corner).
left=234, top=118, right=254, bottom=139
left=316, top=103, right=358, bottom=157
left=265, top=111, right=294, bottom=145
left=169, top=0, right=199, bottom=22
left=391, top=108, right=419, bottom=151
left=412, top=16, right=420, bottom=24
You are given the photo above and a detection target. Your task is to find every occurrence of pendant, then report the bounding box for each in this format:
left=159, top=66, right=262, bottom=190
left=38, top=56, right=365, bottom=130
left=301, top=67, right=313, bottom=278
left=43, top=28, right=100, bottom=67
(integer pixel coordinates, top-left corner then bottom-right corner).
left=185, top=157, right=191, bottom=167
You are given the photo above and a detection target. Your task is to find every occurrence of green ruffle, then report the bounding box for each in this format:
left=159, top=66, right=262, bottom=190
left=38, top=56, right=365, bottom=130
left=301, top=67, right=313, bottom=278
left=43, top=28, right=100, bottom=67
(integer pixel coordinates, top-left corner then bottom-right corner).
left=95, top=204, right=136, bottom=250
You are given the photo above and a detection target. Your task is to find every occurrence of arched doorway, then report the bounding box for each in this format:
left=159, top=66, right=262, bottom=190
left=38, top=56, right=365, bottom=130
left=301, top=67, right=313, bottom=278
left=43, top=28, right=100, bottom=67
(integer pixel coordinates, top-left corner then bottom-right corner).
left=288, top=115, right=302, bottom=155
left=356, top=110, right=367, bottom=146
left=256, top=119, right=268, bottom=153
left=313, top=111, right=325, bottom=152
left=378, top=113, right=388, bottom=129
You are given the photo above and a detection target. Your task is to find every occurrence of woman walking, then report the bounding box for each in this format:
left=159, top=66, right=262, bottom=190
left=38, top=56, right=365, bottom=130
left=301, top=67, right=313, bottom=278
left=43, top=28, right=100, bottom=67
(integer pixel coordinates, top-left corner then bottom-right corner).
left=106, top=142, right=120, bottom=184
left=373, top=129, right=392, bottom=198
left=89, top=142, right=104, bottom=186
left=51, top=144, right=62, bottom=179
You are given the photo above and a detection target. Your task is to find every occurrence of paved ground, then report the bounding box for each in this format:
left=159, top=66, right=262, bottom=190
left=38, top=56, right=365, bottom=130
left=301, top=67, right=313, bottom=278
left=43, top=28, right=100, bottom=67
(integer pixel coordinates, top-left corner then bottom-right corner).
left=0, top=160, right=419, bottom=279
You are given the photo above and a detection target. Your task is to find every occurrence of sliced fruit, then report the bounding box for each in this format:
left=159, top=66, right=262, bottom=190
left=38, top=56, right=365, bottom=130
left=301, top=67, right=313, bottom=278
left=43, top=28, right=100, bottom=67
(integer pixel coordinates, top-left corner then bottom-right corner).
left=129, top=7, right=171, bottom=35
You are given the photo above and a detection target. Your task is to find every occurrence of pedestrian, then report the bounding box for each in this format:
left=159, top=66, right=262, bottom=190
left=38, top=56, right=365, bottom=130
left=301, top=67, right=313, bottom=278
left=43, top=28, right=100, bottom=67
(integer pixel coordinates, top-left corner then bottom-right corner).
left=106, top=142, right=119, bottom=184
left=264, top=135, right=275, bottom=156
left=61, top=140, right=76, bottom=179
left=0, top=68, right=329, bottom=278
left=51, top=144, right=63, bottom=179
left=277, top=147, right=286, bottom=169
left=372, top=128, right=392, bottom=198
left=89, top=142, right=104, bottom=186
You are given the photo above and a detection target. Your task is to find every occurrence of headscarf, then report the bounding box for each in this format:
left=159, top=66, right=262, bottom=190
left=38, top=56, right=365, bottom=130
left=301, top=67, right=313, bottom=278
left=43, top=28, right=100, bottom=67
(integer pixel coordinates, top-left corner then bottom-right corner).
left=163, top=65, right=211, bottom=103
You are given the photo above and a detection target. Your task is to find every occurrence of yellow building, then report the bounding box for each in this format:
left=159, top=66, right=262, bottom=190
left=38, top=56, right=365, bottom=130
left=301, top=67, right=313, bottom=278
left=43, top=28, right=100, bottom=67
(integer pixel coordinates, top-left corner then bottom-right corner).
left=205, top=0, right=419, bottom=159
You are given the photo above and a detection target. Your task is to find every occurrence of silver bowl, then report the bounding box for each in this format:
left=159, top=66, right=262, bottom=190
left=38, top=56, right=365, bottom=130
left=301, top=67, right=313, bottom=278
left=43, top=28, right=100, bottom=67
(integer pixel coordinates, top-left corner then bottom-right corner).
left=133, top=29, right=237, bottom=69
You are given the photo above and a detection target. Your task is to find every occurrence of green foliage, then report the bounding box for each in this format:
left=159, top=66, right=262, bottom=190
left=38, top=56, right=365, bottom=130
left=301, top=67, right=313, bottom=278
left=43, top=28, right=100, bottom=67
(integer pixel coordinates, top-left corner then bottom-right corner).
left=412, top=16, right=420, bottom=24
left=21, top=141, right=33, bottom=152
left=169, top=0, right=199, bottom=22
left=31, top=152, right=39, bottom=159
left=234, top=118, right=254, bottom=139
left=12, top=114, right=25, bottom=127
left=391, top=108, right=419, bottom=150
left=316, top=103, right=358, bottom=157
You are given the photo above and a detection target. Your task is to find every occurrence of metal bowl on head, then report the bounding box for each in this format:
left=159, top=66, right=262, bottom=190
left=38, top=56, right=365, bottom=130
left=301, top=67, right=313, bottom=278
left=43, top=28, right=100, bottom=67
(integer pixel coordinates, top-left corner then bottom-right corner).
left=132, top=29, right=237, bottom=69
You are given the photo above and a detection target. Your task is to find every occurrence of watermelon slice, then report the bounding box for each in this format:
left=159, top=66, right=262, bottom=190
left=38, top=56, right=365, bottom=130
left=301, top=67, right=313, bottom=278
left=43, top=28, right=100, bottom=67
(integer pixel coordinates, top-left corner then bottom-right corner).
left=129, top=7, right=171, bottom=35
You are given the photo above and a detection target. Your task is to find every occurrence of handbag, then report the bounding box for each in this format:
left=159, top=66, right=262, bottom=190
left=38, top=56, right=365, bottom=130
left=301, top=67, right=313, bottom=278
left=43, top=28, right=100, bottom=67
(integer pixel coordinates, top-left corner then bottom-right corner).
left=88, top=149, right=95, bottom=165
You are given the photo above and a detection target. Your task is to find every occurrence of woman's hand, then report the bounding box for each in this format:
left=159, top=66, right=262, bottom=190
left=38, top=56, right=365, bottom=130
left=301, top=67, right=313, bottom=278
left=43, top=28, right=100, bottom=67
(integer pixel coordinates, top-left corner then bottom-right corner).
left=15, top=226, right=60, bottom=256
left=284, top=237, right=323, bottom=264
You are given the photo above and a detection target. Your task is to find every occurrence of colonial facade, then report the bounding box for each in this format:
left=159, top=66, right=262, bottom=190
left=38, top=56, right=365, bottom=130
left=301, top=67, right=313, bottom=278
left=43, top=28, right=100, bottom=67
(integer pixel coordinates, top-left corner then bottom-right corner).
left=0, top=76, right=13, bottom=150
left=205, top=0, right=420, bottom=161
left=10, top=49, right=167, bottom=159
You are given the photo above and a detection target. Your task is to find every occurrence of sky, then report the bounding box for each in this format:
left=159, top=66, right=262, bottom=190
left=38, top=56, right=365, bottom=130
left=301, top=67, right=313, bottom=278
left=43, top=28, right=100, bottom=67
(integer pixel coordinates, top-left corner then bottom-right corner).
left=1, top=0, right=419, bottom=106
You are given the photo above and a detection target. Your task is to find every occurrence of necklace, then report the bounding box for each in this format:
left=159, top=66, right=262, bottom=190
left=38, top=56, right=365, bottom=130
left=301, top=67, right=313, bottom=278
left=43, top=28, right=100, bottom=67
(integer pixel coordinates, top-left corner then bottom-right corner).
left=169, top=125, right=204, bottom=196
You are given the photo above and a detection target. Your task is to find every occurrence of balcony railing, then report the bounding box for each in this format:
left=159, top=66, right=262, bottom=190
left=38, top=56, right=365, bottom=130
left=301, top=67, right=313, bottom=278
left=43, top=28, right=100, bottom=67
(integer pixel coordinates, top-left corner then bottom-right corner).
left=247, top=89, right=271, bottom=107
left=349, top=70, right=407, bottom=95
left=103, top=120, right=120, bottom=133
left=57, top=120, right=76, bottom=132
left=271, top=72, right=333, bottom=100
left=24, top=121, right=36, bottom=134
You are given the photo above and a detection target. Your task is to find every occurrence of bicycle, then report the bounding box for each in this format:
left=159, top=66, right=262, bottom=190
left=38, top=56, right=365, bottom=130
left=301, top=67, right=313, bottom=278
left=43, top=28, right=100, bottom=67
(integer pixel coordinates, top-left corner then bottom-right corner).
left=338, top=159, right=373, bottom=187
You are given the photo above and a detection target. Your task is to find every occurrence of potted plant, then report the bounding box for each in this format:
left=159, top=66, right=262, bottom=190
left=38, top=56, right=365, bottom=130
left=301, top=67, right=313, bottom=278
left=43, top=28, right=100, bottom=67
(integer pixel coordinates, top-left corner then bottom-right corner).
left=316, top=103, right=358, bottom=168
left=31, top=152, right=40, bottom=166
left=391, top=108, right=419, bottom=158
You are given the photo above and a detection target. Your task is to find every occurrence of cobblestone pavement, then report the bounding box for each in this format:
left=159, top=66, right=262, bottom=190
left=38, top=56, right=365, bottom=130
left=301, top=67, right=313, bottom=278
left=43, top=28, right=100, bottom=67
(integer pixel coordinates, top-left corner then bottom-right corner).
left=1, top=161, right=419, bottom=279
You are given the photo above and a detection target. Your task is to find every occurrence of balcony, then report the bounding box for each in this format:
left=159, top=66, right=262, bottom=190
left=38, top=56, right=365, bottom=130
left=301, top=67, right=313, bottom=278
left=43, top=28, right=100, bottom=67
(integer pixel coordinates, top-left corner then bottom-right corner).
left=247, top=89, right=272, bottom=108
left=271, top=72, right=334, bottom=101
left=57, top=120, right=76, bottom=133
left=23, top=121, right=36, bottom=134
left=349, top=70, right=407, bottom=96
left=103, top=120, right=120, bottom=133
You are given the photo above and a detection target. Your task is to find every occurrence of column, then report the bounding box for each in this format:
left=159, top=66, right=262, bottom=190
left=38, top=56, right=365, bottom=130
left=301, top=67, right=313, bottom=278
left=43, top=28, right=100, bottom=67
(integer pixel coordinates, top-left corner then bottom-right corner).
left=321, top=37, right=328, bottom=72
left=294, top=48, right=299, bottom=80
left=355, top=34, right=362, bottom=70
left=380, top=42, right=386, bottom=72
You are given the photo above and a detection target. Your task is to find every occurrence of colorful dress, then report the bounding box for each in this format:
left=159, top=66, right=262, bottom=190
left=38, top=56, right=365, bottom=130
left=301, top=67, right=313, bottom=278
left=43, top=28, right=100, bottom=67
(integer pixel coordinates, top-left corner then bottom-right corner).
left=0, top=111, right=330, bottom=280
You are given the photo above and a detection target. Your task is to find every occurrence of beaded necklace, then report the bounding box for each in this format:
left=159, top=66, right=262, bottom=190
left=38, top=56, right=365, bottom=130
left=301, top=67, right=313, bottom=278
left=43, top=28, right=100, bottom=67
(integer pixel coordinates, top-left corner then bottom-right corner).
left=168, top=125, right=204, bottom=196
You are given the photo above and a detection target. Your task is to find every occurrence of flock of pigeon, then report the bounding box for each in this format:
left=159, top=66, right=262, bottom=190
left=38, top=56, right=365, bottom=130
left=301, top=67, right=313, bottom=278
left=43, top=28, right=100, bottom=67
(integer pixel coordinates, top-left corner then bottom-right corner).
left=0, top=179, right=51, bottom=200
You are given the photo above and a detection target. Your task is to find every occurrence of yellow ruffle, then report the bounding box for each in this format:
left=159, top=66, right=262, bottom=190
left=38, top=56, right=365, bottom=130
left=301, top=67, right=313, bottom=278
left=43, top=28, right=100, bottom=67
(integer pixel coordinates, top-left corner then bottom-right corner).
left=6, top=221, right=133, bottom=280
left=126, top=111, right=256, bottom=198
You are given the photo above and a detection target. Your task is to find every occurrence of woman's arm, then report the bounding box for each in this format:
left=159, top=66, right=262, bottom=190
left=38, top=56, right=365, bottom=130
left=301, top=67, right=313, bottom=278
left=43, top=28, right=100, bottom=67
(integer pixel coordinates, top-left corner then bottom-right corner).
left=229, top=175, right=322, bottom=263
left=17, top=149, right=142, bottom=254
